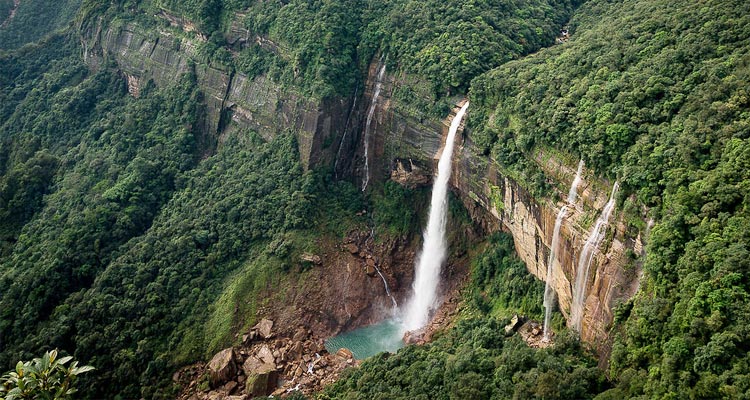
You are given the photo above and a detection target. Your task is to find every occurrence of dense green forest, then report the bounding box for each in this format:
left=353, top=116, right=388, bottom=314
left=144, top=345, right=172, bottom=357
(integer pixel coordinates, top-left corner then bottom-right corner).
left=467, top=0, right=750, bottom=397
left=1, top=0, right=750, bottom=398
left=324, top=234, right=605, bottom=400
left=0, top=0, right=81, bottom=50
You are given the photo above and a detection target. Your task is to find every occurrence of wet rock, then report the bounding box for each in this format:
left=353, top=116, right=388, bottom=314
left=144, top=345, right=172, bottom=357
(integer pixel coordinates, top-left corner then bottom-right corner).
left=208, top=348, right=237, bottom=388
left=390, top=158, right=431, bottom=188
left=402, top=329, right=427, bottom=345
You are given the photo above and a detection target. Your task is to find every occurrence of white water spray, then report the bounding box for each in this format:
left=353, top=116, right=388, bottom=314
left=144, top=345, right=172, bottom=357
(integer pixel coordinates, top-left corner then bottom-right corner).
left=570, top=181, right=619, bottom=332
left=361, top=60, right=387, bottom=191
left=402, top=102, right=469, bottom=333
left=542, top=160, right=584, bottom=340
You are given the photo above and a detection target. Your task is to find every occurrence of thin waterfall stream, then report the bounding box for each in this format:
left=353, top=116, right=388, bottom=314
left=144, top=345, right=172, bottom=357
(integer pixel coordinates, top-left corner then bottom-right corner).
left=571, top=181, right=619, bottom=332
left=402, top=102, right=469, bottom=333
left=361, top=60, right=386, bottom=191
left=542, top=160, right=584, bottom=340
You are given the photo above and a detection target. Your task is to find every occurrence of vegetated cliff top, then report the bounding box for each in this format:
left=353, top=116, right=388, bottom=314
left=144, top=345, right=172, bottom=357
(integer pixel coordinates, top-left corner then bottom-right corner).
left=1, top=0, right=749, bottom=398
left=76, top=0, right=578, bottom=100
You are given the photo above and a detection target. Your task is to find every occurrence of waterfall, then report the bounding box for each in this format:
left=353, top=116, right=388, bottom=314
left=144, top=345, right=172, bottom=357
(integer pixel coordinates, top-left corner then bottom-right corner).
left=570, top=181, right=620, bottom=332
left=542, top=208, right=567, bottom=340
left=402, top=102, right=469, bottom=333
left=568, top=160, right=585, bottom=204
left=542, top=160, right=584, bottom=340
left=373, top=264, right=398, bottom=311
left=334, top=85, right=358, bottom=179
left=361, top=60, right=387, bottom=191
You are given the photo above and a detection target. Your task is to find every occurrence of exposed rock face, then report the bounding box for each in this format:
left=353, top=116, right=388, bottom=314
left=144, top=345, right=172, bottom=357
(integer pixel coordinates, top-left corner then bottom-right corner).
left=81, top=20, right=354, bottom=170
left=362, top=61, right=644, bottom=354
left=390, top=158, right=431, bottom=188
left=207, top=348, right=237, bottom=388
left=80, top=10, right=642, bottom=360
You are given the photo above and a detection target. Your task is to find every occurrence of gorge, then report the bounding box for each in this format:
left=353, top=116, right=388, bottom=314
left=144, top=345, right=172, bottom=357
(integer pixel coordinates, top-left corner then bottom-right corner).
left=2, top=0, right=749, bottom=399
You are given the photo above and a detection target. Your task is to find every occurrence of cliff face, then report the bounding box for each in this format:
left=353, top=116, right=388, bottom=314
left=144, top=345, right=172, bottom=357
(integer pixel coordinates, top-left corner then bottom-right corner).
left=359, top=62, right=643, bottom=353
left=82, top=20, right=353, bottom=170
left=82, top=15, right=642, bottom=354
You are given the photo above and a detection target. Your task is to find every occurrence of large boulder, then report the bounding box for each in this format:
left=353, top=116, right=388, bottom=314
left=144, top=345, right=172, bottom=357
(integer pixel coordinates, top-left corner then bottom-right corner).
left=242, top=355, right=277, bottom=397
left=253, top=318, right=274, bottom=339
left=207, top=348, right=237, bottom=388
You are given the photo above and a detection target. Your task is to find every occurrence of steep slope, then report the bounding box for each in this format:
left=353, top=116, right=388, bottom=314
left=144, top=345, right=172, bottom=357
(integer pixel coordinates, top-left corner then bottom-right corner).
left=466, top=0, right=750, bottom=396
left=0, top=0, right=81, bottom=49
left=2, top=0, right=748, bottom=398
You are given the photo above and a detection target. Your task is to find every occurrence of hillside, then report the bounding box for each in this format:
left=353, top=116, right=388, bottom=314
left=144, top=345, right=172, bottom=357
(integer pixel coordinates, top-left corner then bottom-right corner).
left=1, top=0, right=749, bottom=399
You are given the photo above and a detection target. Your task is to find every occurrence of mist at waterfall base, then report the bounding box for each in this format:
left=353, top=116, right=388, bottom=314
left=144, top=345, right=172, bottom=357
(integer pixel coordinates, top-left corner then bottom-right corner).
left=325, top=103, right=469, bottom=360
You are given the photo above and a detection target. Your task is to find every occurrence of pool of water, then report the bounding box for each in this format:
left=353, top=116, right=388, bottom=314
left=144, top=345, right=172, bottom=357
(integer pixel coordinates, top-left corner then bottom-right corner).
left=324, top=319, right=404, bottom=360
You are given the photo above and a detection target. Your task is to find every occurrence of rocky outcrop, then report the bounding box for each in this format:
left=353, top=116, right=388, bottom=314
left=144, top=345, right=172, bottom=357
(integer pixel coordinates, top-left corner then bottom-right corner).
left=81, top=19, right=354, bottom=170
left=177, top=320, right=358, bottom=399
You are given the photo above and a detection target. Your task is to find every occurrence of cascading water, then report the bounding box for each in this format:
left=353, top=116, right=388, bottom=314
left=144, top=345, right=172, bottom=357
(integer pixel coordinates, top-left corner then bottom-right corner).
left=543, top=209, right=567, bottom=340
left=542, top=160, right=584, bottom=340
left=401, top=102, right=469, bottom=333
left=334, top=86, right=358, bottom=179
left=373, top=264, right=398, bottom=311
left=568, top=160, right=585, bottom=204
left=570, top=181, right=620, bottom=332
left=361, top=60, right=387, bottom=191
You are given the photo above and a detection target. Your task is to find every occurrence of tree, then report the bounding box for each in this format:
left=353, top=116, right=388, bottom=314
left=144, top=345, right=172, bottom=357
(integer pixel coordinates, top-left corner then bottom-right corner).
left=0, top=350, right=94, bottom=400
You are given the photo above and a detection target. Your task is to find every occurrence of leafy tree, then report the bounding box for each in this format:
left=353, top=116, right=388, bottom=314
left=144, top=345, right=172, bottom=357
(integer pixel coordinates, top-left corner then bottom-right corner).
left=0, top=350, right=94, bottom=400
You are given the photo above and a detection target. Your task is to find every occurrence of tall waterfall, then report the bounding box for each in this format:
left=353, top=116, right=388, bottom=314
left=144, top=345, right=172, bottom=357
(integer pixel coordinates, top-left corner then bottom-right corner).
left=543, top=160, right=584, bottom=340
left=402, top=102, right=469, bottom=333
left=570, top=181, right=619, bottom=332
left=361, top=60, right=387, bottom=191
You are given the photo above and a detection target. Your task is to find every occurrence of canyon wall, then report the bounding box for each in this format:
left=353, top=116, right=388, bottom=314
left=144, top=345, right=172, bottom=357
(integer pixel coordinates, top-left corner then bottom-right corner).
left=82, top=16, right=643, bottom=354
left=81, top=20, right=353, bottom=170
left=360, top=64, right=644, bottom=352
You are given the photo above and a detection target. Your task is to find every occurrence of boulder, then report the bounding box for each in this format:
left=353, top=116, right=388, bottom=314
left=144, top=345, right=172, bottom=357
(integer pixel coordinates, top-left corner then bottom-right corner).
left=345, top=243, right=359, bottom=254
left=208, top=348, right=237, bottom=388
left=334, top=348, right=354, bottom=362
left=301, top=252, right=322, bottom=265
left=253, top=318, right=274, bottom=339
left=257, top=344, right=276, bottom=366
left=245, top=369, right=278, bottom=398
left=504, top=314, right=522, bottom=334
left=221, top=380, right=238, bottom=395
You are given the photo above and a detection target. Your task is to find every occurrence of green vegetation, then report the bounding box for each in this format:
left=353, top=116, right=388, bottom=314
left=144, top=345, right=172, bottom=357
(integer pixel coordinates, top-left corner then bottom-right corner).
left=470, top=234, right=545, bottom=319
left=361, top=0, right=580, bottom=95
left=0, top=350, right=94, bottom=400
left=469, top=0, right=750, bottom=397
left=323, top=233, right=605, bottom=399
left=2, top=0, right=750, bottom=398
left=0, top=0, right=81, bottom=50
